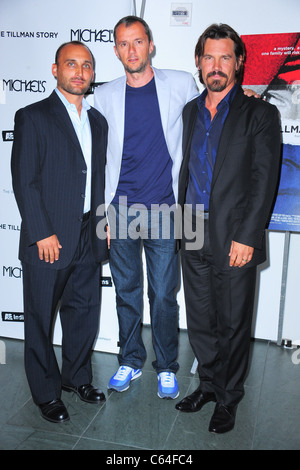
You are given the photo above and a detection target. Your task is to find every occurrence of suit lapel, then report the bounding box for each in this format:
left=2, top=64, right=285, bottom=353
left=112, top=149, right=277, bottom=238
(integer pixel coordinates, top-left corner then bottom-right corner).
left=211, top=87, right=246, bottom=191
left=153, top=68, right=171, bottom=140
left=111, top=78, right=126, bottom=153
left=179, top=100, right=198, bottom=195
left=88, top=108, right=103, bottom=165
left=88, top=109, right=97, bottom=163
left=48, top=91, right=84, bottom=157
left=183, top=102, right=198, bottom=156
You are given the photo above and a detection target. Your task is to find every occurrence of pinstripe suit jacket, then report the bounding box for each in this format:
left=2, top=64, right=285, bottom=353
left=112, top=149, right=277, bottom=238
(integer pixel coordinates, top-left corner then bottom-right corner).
left=11, top=91, right=108, bottom=269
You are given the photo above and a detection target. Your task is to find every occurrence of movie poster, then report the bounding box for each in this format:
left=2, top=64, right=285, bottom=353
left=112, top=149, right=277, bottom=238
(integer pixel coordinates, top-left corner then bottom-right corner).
left=242, top=33, right=300, bottom=232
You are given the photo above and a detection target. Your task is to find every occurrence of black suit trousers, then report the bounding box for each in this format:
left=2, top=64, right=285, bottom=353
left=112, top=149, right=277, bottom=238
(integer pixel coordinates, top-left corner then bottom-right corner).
left=22, top=218, right=101, bottom=405
left=181, top=218, right=257, bottom=407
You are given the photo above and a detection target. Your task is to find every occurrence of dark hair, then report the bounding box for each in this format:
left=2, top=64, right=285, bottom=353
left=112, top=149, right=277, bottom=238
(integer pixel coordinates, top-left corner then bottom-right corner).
left=195, top=23, right=245, bottom=85
left=55, top=41, right=96, bottom=70
left=113, top=15, right=152, bottom=44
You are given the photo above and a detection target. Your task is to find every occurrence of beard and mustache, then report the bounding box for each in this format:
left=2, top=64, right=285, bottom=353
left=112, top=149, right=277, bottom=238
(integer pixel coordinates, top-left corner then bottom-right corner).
left=206, top=70, right=229, bottom=92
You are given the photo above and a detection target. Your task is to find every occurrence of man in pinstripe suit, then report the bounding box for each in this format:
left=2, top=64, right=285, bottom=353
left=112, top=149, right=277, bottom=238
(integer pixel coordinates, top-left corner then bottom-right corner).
left=11, top=42, right=108, bottom=423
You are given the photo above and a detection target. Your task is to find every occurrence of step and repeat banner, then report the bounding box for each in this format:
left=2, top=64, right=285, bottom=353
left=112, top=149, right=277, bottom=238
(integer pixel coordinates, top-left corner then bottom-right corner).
left=242, top=32, right=300, bottom=232
left=240, top=30, right=300, bottom=344
left=1, top=0, right=300, bottom=351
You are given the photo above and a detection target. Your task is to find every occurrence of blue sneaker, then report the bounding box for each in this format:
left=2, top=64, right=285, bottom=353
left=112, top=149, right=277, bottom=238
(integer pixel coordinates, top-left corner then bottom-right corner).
left=157, top=372, right=179, bottom=399
left=108, top=366, right=142, bottom=392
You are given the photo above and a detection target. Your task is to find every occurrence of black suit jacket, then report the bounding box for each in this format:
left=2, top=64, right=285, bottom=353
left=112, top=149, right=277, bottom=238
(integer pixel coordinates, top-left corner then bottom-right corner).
left=11, top=91, right=108, bottom=269
left=178, top=86, right=281, bottom=270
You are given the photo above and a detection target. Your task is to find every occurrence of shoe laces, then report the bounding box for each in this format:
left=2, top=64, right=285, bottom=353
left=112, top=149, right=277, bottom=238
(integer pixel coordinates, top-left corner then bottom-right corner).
left=159, top=372, right=175, bottom=387
left=114, top=366, right=132, bottom=380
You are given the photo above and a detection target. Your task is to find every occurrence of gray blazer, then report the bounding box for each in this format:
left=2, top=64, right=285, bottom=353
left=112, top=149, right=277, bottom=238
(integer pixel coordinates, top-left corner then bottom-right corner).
left=94, top=67, right=199, bottom=206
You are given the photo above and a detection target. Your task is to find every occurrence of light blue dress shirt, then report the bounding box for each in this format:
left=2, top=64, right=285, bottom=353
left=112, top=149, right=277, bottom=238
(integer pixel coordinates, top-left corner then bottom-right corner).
left=55, top=88, right=92, bottom=214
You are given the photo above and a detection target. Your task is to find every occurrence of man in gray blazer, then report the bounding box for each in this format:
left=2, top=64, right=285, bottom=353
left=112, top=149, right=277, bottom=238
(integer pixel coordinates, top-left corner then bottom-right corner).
left=11, top=41, right=108, bottom=423
left=94, top=16, right=199, bottom=399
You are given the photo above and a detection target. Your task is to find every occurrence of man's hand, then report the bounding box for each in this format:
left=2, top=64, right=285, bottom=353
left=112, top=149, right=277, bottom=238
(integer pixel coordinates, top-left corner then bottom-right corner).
left=37, top=234, right=62, bottom=263
left=229, top=240, right=254, bottom=267
left=243, top=88, right=261, bottom=98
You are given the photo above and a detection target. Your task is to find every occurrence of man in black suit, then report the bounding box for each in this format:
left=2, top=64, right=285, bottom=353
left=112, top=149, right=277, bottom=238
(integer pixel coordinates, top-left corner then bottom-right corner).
left=175, top=24, right=281, bottom=433
left=11, top=41, right=108, bottom=423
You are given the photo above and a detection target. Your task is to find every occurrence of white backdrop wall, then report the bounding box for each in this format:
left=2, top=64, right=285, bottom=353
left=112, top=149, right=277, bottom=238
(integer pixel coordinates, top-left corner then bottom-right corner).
left=1, top=0, right=300, bottom=354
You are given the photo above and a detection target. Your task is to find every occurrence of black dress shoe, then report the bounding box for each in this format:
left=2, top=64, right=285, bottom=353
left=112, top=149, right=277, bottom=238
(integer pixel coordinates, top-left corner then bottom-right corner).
left=62, top=383, right=106, bottom=404
left=38, top=399, right=70, bottom=423
left=209, top=403, right=237, bottom=434
left=175, top=388, right=216, bottom=412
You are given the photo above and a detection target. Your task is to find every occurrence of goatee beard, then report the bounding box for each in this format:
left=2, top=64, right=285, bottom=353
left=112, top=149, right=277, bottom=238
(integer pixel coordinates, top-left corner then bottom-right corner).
left=206, top=71, right=228, bottom=92
left=207, top=80, right=227, bottom=92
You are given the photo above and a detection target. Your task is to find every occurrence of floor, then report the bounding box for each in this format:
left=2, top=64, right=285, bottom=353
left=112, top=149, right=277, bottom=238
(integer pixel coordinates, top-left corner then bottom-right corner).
left=0, top=326, right=299, bottom=451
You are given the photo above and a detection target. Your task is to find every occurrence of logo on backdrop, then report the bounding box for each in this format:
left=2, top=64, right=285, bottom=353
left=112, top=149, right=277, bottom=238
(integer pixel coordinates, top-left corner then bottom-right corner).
left=2, top=79, right=46, bottom=93
left=1, top=312, right=24, bottom=322
left=70, top=29, right=114, bottom=43
left=0, top=31, right=58, bottom=39
left=2, top=131, right=14, bottom=141
left=2, top=266, right=22, bottom=278
left=101, top=276, right=112, bottom=287
left=0, top=224, right=20, bottom=231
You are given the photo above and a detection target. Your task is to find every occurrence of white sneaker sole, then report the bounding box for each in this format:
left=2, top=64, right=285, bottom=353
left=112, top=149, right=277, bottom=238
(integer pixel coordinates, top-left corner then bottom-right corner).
left=157, top=390, right=180, bottom=400
left=108, top=370, right=142, bottom=392
left=157, top=373, right=179, bottom=399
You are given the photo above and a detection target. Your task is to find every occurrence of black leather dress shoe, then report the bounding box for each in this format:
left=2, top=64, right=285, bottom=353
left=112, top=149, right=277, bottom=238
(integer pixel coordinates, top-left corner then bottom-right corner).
left=209, top=403, right=237, bottom=434
left=38, top=399, right=70, bottom=423
left=62, top=383, right=106, bottom=404
left=175, top=388, right=216, bottom=412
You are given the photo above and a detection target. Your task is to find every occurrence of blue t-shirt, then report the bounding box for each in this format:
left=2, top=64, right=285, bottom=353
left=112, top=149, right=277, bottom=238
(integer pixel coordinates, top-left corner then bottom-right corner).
left=113, top=78, right=175, bottom=208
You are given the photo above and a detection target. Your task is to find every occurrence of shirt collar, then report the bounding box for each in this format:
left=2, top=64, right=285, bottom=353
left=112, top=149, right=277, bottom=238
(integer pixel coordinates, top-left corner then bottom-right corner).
left=55, top=88, right=91, bottom=112
left=198, top=83, right=238, bottom=111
